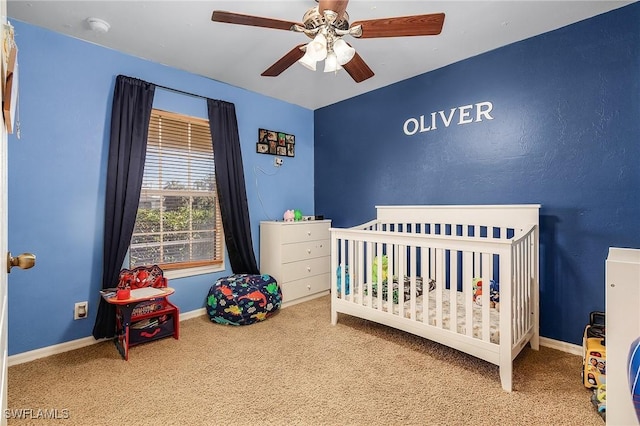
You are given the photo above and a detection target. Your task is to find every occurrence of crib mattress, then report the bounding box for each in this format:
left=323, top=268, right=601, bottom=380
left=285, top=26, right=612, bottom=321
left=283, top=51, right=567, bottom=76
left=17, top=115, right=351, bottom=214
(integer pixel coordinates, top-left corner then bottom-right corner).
left=340, top=288, right=500, bottom=344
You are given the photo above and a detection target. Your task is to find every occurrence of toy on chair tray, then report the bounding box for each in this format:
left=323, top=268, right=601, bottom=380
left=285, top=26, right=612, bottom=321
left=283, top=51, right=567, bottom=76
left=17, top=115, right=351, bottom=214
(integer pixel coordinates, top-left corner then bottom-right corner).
left=118, top=265, right=167, bottom=290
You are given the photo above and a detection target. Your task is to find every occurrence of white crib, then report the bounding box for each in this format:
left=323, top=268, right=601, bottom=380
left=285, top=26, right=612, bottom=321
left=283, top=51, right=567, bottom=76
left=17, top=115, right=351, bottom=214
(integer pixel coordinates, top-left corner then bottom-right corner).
left=330, top=205, right=540, bottom=392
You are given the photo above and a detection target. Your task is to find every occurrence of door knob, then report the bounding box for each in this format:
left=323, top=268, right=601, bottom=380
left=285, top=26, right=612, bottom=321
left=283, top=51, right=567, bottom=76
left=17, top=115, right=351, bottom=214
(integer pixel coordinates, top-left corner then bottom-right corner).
left=7, top=252, right=36, bottom=273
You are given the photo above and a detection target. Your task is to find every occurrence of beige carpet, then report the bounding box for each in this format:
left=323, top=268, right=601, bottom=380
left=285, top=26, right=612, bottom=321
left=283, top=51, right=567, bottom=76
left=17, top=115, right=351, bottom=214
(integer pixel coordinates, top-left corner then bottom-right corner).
left=8, top=295, right=602, bottom=426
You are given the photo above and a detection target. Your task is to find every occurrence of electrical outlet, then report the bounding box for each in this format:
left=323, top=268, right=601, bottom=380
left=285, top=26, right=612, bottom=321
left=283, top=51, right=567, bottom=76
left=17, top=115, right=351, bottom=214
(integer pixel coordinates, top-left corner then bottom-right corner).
left=74, top=301, right=88, bottom=320
left=274, top=157, right=283, bottom=167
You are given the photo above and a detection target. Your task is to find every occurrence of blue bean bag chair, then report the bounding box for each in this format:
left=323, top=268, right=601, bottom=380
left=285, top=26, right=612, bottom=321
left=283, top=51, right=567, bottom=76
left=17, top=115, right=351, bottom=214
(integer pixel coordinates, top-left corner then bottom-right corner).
left=206, top=274, right=282, bottom=325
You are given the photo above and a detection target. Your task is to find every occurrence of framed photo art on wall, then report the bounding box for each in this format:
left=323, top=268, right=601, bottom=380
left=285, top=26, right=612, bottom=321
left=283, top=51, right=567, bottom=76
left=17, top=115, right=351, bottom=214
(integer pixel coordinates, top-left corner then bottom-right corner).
left=257, top=128, right=295, bottom=157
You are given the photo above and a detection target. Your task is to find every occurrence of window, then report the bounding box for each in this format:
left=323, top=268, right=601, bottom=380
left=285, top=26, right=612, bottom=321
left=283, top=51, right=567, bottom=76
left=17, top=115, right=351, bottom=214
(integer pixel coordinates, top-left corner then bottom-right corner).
left=130, top=109, right=223, bottom=273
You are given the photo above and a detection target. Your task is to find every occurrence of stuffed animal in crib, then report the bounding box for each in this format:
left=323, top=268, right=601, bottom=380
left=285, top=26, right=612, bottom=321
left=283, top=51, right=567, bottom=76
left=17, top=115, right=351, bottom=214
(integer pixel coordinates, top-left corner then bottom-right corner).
left=473, top=278, right=483, bottom=305
left=372, top=255, right=389, bottom=284
left=472, top=278, right=500, bottom=310
left=490, top=281, right=500, bottom=311
left=283, top=210, right=295, bottom=222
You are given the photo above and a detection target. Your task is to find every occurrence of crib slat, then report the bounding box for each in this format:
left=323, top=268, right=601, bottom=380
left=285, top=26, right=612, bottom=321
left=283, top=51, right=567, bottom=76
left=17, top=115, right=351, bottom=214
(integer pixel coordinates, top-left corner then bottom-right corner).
left=516, top=240, right=523, bottom=340
left=388, top=244, right=394, bottom=310
left=435, top=248, right=444, bottom=327
left=398, top=245, right=406, bottom=318
left=464, top=251, right=473, bottom=337
left=365, top=241, right=372, bottom=308
left=512, top=243, right=517, bottom=343
left=520, top=240, right=526, bottom=340
left=450, top=250, right=458, bottom=333
left=342, top=239, right=358, bottom=302
left=376, top=243, right=383, bottom=311
left=339, top=238, right=347, bottom=301
left=519, top=238, right=526, bottom=337
left=420, top=243, right=428, bottom=324
left=525, top=232, right=532, bottom=331
left=482, top=253, right=491, bottom=341
left=355, top=240, right=361, bottom=306
left=409, top=245, right=417, bottom=321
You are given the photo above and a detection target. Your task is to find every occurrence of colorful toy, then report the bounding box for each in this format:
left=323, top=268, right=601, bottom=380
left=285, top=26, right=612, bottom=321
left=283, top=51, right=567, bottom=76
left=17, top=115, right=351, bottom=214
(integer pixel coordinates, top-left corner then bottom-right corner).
left=283, top=210, right=295, bottom=222
left=591, top=384, right=606, bottom=421
left=472, top=278, right=483, bottom=305
left=472, top=278, right=500, bottom=310
left=336, top=265, right=350, bottom=295
left=294, top=209, right=303, bottom=221
left=582, top=311, right=606, bottom=389
left=372, top=255, right=388, bottom=284
left=490, top=281, right=500, bottom=311
left=117, top=264, right=167, bottom=289
left=367, top=276, right=431, bottom=304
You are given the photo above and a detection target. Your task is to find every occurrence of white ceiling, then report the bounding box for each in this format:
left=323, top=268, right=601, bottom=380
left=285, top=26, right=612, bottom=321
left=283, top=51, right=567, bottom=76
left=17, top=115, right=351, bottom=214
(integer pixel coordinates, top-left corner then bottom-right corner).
left=7, top=0, right=636, bottom=110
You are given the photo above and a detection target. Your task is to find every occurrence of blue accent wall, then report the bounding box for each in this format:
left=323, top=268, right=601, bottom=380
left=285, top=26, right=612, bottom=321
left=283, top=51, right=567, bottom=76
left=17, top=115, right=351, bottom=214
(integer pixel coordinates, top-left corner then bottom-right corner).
left=315, top=3, right=639, bottom=345
left=7, top=21, right=313, bottom=355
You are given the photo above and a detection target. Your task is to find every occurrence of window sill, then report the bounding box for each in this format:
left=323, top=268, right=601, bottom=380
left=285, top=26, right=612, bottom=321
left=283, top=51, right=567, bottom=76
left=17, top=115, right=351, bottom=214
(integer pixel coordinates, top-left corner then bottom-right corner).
left=164, top=264, right=224, bottom=280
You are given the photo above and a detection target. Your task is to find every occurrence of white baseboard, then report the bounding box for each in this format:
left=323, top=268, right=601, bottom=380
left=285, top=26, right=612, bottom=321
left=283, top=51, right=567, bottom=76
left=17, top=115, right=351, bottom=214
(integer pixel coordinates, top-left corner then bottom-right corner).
left=7, top=307, right=208, bottom=367
left=280, top=290, right=330, bottom=309
left=539, top=337, right=582, bottom=356
left=8, top=336, right=104, bottom=367
left=180, top=307, right=206, bottom=321
left=8, top=308, right=582, bottom=366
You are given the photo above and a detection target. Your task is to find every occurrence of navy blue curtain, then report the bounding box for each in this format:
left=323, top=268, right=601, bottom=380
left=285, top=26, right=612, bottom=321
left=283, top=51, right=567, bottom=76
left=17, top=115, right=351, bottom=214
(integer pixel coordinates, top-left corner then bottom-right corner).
left=207, top=99, right=259, bottom=274
left=93, top=75, right=155, bottom=339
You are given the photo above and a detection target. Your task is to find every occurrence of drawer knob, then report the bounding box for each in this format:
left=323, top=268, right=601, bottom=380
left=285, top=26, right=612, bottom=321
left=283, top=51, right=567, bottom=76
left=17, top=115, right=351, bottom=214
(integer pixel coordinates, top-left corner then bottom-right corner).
left=307, top=231, right=311, bottom=236
left=307, top=248, right=311, bottom=254
left=307, top=266, right=311, bottom=272
left=307, top=285, right=311, bottom=290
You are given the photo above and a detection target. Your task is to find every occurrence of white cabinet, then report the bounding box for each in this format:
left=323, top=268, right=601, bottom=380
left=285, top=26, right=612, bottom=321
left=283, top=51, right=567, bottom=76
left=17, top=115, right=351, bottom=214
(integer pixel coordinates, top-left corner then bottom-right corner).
left=606, top=247, right=640, bottom=426
left=260, top=220, right=332, bottom=306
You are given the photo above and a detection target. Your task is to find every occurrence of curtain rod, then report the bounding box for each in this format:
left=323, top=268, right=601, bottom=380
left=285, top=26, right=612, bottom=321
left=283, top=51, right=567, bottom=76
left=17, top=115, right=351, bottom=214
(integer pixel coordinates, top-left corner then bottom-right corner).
left=155, top=83, right=209, bottom=101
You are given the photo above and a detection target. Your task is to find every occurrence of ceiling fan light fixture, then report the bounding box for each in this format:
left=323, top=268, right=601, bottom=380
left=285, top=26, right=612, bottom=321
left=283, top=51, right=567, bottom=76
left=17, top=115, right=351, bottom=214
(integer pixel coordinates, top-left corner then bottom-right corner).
left=306, top=33, right=328, bottom=61
left=323, top=51, right=342, bottom=73
left=332, top=38, right=355, bottom=65
left=298, top=50, right=317, bottom=71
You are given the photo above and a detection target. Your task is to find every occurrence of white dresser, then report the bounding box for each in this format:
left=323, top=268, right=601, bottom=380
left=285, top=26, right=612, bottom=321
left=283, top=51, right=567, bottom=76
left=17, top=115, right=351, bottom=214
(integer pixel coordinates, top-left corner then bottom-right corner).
left=260, top=220, right=332, bottom=306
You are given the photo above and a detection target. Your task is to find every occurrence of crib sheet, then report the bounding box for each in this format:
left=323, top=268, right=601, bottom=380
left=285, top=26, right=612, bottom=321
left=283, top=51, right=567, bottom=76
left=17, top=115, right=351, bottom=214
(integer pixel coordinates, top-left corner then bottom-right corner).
left=340, top=287, right=500, bottom=344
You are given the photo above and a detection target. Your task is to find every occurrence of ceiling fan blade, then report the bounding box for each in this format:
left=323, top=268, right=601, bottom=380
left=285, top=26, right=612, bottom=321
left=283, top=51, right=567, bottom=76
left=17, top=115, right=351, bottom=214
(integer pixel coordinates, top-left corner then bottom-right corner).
left=261, top=45, right=306, bottom=77
left=342, top=52, right=374, bottom=83
left=352, top=13, right=445, bottom=38
left=212, top=11, right=301, bottom=31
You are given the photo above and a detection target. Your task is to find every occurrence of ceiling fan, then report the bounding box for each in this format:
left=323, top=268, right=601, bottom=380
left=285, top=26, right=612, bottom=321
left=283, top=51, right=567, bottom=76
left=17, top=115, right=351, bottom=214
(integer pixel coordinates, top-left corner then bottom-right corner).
left=211, top=0, right=445, bottom=83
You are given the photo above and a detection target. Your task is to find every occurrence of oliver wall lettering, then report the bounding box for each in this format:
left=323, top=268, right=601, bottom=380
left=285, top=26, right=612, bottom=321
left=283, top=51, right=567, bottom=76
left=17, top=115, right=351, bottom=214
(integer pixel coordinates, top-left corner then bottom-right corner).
left=403, top=101, right=494, bottom=136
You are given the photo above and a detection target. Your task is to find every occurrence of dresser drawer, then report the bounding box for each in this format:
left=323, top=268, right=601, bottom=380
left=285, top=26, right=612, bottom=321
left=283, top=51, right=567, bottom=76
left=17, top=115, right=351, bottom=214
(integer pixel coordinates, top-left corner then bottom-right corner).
left=279, top=222, right=331, bottom=244
left=280, top=256, right=331, bottom=282
left=281, top=239, right=330, bottom=263
left=280, top=273, right=330, bottom=302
